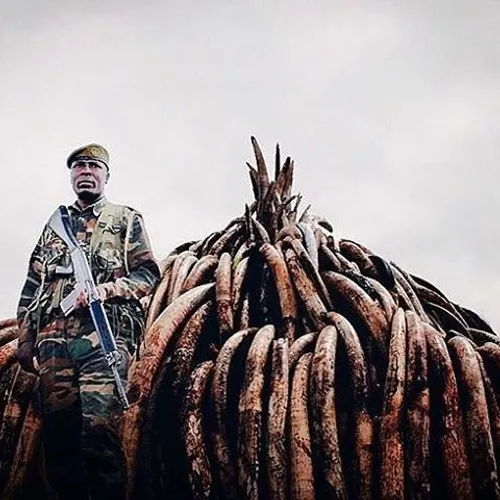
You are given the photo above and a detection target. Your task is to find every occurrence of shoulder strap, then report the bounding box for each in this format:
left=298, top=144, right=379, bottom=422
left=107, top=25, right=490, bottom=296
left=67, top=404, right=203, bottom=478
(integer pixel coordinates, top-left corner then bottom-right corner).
left=47, top=205, right=79, bottom=251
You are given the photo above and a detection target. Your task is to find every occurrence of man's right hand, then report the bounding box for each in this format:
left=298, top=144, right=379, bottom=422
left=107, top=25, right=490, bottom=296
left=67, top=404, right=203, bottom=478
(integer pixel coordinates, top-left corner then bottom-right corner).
left=17, top=340, right=38, bottom=374
left=74, top=285, right=107, bottom=309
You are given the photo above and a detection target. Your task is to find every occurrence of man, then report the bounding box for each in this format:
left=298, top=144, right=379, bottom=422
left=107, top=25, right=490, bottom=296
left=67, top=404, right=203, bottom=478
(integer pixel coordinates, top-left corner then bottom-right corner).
left=16, top=144, right=161, bottom=499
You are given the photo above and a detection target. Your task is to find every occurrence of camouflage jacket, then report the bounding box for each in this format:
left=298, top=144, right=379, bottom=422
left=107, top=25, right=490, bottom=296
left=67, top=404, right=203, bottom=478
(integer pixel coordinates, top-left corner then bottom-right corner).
left=17, top=197, right=161, bottom=345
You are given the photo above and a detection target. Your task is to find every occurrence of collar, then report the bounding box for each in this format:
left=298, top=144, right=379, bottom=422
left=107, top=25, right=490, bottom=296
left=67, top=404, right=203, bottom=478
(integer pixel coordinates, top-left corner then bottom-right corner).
left=70, top=196, right=108, bottom=216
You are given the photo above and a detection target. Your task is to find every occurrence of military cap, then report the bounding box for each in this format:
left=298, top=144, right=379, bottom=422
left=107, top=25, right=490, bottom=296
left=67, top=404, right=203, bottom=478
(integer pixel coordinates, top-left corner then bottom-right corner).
left=66, top=143, right=110, bottom=169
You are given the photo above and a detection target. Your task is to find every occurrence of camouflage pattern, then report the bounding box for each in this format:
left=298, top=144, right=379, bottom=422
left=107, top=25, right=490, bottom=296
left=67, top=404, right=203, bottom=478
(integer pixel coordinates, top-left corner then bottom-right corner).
left=37, top=312, right=131, bottom=499
left=17, top=197, right=160, bottom=345
left=16, top=197, right=160, bottom=498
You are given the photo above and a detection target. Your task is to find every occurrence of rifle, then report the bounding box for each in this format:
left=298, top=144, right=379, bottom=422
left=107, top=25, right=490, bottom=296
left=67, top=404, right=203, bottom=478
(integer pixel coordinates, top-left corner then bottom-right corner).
left=48, top=205, right=130, bottom=409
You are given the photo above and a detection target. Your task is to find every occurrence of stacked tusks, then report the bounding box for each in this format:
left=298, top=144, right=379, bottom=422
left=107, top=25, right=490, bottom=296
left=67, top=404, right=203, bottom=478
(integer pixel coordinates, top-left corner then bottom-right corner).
left=0, top=318, right=41, bottom=499
left=0, top=137, right=499, bottom=498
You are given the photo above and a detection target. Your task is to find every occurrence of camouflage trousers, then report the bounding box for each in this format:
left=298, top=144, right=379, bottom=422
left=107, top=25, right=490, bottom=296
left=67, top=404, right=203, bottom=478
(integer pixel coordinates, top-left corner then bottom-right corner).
left=35, top=305, right=137, bottom=500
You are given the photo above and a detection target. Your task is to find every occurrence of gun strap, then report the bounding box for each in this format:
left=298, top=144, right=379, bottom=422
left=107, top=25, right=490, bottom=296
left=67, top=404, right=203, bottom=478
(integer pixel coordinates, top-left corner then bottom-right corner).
left=47, top=205, right=80, bottom=253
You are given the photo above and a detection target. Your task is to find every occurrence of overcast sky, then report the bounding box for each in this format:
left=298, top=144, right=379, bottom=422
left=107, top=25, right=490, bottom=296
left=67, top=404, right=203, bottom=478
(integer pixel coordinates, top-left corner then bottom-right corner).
left=1, top=1, right=498, bottom=330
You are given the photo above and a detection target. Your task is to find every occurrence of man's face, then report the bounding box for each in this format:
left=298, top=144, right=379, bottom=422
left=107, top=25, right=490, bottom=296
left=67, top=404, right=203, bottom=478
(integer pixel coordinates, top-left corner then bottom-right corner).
left=70, top=160, right=109, bottom=202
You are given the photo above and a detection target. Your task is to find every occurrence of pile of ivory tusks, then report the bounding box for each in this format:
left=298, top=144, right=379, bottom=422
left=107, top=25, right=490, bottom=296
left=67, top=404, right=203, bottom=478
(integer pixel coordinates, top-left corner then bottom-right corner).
left=0, top=318, right=41, bottom=499
left=1, top=137, right=500, bottom=499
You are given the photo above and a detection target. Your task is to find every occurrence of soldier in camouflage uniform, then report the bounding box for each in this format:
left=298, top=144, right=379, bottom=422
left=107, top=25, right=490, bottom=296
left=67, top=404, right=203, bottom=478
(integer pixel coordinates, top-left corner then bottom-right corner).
left=16, top=144, right=161, bottom=499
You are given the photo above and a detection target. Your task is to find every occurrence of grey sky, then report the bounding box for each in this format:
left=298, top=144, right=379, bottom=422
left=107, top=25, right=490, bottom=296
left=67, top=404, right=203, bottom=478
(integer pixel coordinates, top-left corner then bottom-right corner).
left=1, top=1, right=498, bottom=330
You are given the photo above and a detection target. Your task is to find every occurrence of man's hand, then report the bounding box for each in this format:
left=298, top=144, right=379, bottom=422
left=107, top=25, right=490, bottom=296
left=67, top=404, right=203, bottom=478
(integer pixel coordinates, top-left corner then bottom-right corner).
left=17, top=340, right=39, bottom=374
left=74, top=285, right=107, bottom=309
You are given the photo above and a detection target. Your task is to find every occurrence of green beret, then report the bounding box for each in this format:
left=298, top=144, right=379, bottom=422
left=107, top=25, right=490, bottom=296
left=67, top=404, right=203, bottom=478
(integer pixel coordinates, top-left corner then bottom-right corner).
left=66, top=143, right=110, bottom=169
